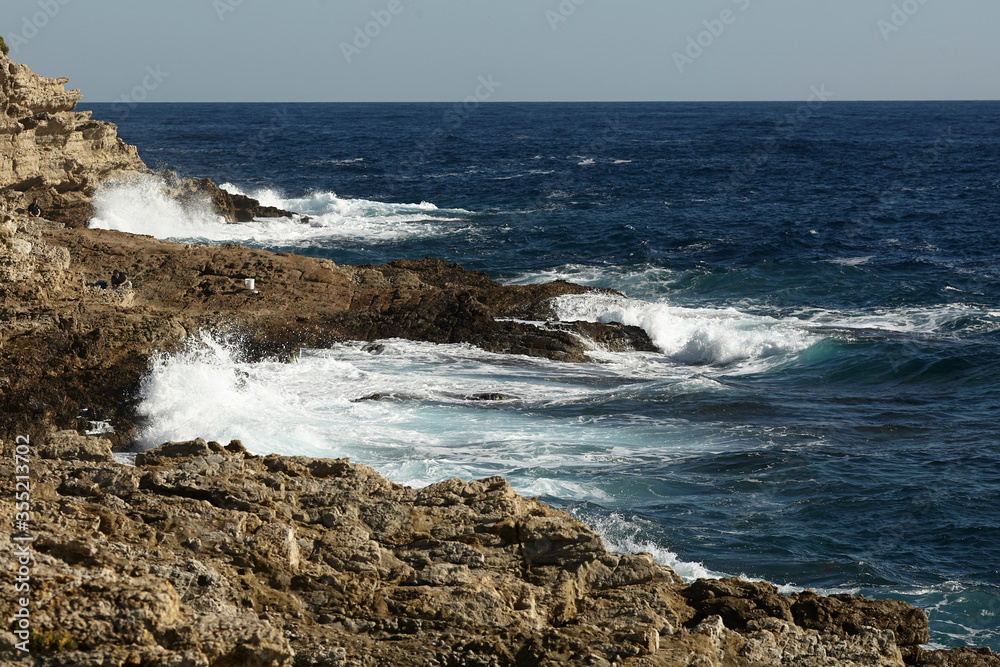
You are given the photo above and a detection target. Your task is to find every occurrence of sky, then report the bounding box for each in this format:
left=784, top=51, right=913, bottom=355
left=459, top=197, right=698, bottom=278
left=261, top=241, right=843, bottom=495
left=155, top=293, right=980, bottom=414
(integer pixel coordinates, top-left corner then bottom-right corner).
left=1, top=0, right=997, bottom=103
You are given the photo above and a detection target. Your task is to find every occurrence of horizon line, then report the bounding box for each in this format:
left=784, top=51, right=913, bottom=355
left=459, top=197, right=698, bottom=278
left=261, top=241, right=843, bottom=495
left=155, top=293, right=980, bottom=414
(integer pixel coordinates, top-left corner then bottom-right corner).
left=83, top=99, right=1000, bottom=105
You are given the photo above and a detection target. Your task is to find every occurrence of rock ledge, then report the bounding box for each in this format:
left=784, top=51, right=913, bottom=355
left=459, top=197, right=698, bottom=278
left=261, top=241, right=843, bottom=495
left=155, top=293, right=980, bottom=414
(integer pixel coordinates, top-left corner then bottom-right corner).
left=2, top=435, right=992, bottom=667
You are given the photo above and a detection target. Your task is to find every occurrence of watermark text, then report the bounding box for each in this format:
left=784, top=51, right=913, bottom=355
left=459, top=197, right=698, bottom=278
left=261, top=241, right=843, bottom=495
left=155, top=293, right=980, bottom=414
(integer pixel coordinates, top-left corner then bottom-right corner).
left=6, top=0, right=74, bottom=54
left=10, top=435, right=33, bottom=653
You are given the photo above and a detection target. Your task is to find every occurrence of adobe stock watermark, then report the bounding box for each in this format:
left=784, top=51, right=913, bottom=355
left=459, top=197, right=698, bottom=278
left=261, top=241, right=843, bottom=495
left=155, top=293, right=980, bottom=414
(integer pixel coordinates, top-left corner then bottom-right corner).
left=5, top=0, right=74, bottom=54
left=673, top=0, right=752, bottom=74
left=340, top=0, right=411, bottom=64
left=109, top=65, right=171, bottom=122
left=11, top=435, right=33, bottom=653
left=546, top=0, right=589, bottom=32
left=877, top=0, right=932, bottom=41
left=213, top=0, right=244, bottom=22
left=718, top=84, right=834, bottom=194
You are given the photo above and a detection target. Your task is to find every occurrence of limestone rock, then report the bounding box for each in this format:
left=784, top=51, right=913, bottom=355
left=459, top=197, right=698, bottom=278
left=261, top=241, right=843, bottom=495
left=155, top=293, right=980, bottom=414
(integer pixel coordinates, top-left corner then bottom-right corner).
left=918, top=647, right=1000, bottom=667
left=0, top=53, right=296, bottom=227
left=0, top=438, right=977, bottom=666
left=0, top=53, right=147, bottom=226
left=39, top=429, right=114, bottom=463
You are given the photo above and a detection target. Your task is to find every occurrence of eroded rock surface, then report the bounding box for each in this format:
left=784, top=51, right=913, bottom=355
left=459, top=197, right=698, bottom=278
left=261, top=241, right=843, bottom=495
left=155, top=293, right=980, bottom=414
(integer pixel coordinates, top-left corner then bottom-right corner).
left=0, top=53, right=147, bottom=226
left=2, top=435, right=990, bottom=667
left=0, top=211, right=654, bottom=446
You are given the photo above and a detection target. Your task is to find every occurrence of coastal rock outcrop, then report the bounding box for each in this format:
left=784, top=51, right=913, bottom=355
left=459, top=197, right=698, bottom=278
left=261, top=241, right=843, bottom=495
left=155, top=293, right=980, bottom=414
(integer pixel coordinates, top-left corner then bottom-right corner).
left=3, top=435, right=990, bottom=667
left=0, top=218, right=654, bottom=446
left=0, top=53, right=147, bottom=226
left=0, top=51, right=293, bottom=225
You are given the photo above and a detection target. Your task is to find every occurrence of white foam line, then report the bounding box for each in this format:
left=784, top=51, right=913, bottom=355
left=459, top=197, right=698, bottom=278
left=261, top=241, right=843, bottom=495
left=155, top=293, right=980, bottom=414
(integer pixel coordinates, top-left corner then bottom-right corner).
left=88, top=175, right=473, bottom=245
left=552, top=293, right=816, bottom=368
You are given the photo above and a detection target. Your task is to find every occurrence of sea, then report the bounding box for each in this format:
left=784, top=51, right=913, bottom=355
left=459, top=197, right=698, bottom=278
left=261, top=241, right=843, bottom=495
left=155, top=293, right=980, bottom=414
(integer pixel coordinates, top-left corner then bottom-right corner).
left=86, top=101, right=1000, bottom=650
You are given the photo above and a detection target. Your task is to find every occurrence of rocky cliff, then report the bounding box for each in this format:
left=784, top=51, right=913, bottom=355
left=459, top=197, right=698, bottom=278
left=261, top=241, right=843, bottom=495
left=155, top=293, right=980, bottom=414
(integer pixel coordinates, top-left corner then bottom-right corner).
left=2, top=51, right=998, bottom=667
left=0, top=52, right=293, bottom=225
left=0, top=53, right=147, bottom=226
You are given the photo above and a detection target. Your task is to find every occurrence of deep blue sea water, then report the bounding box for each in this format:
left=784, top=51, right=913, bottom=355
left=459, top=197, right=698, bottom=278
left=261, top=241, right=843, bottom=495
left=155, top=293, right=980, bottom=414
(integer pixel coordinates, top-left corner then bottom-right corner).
left=88, top=101, right=1000, bottom=650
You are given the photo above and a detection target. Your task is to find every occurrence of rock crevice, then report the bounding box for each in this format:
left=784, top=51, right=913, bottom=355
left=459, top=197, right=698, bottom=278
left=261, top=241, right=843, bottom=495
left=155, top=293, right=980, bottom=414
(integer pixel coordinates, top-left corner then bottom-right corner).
left=1, top=435, right=987, bottom=667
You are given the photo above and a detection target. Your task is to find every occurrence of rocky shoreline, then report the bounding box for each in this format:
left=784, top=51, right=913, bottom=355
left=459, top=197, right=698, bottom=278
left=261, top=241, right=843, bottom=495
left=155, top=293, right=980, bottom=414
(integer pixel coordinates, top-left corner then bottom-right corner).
left=3, top=434, right=986, bottom=667
left=2, top=51, right=998, bottom=666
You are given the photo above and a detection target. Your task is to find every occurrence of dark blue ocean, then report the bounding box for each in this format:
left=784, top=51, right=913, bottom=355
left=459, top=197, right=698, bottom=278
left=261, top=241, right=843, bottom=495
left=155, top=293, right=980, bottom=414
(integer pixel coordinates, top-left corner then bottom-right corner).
left=89, top=101, right=1000, bottom=650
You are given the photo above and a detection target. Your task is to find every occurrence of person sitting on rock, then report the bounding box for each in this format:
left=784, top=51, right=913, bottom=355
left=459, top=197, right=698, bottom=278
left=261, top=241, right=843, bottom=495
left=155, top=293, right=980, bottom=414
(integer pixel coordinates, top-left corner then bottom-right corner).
left=27, top=198, right=41, bottom=218
left=110, top=270, right=131, bottom=289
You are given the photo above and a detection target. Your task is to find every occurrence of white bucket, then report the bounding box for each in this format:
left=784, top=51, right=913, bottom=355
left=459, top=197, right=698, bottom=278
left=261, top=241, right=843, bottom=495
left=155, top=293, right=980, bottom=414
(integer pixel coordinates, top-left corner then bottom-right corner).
left=244, top=278, right=255, bottom=290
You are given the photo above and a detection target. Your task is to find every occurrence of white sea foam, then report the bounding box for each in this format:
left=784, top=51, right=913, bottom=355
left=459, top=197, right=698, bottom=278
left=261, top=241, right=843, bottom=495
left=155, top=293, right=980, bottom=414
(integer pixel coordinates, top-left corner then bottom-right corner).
left=795, top=304, right=1000, bottom=337
left=537, top=271, right=999, bottom=344
left=552, top=292, right=816, bottom=368
left=89, top=173, right=224, bottom=239
left=505, top=264, right=685, bottom=301
left=823, top=255, right=874, bottom=266
left=134, top=332, right=742, bottom=481
left=574, top=510, right=724, bottom=582
left=88, top=175, right=472, bottom=246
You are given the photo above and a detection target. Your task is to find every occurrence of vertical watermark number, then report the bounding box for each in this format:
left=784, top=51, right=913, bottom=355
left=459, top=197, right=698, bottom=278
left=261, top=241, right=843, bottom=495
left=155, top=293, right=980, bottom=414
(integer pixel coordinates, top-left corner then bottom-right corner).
left=11, top=435, right=33, bottom=653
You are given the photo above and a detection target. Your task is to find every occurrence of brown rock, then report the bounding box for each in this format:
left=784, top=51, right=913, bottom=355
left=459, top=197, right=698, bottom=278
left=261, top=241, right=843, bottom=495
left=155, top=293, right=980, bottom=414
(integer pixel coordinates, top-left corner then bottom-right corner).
left=0, top=53, right=147, bottom=226
left=134, top=437, right=228, bottom=466
left=160, top=172, right=300, bottom=223
left=1, top=441, right=960, bottom=666
left=917, top=647, right=1000, bottom=667
left=38, top=429, right=114, bottom=463
left=682, top=577, right=794, bottom=630
left=791, top=589, right=930, bottom=647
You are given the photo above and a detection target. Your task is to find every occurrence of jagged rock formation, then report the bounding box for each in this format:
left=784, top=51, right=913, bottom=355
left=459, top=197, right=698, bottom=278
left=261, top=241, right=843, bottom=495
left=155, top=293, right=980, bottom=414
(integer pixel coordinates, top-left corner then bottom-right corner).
left=3, top=434, right=994, bottom=666
left=0, top=52, right=294, bottom=225
left=0, top=215, right=653, bottom=446
left=0, top=53, right=148, bottom=226
left=172, top=175, right=300, bottom=223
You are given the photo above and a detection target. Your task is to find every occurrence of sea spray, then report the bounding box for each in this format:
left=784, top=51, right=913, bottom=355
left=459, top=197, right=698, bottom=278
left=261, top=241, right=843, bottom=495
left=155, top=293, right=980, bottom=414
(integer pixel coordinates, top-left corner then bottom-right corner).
left=135, top=334, right=743, bottom=479
left=90, top=175, right=473, bottom=246
left=552, top=292, right=816, bottom=367
left=89, top=173, right=222, bottom=238
left=135, top=331, right=336, bottom=452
